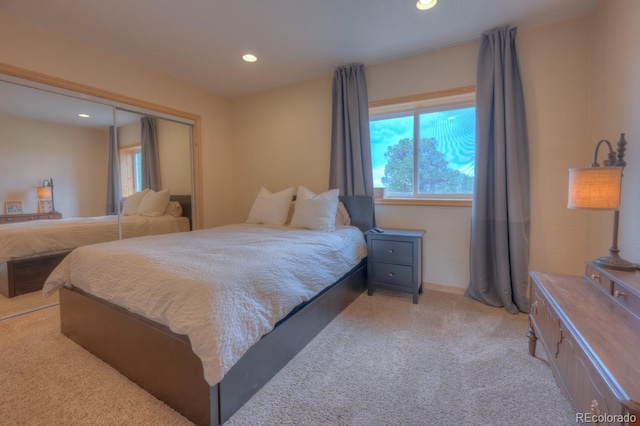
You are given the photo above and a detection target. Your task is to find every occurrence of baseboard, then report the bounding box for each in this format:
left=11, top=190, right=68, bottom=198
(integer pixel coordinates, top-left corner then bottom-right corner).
left=423, top=282, right=466, bottom=296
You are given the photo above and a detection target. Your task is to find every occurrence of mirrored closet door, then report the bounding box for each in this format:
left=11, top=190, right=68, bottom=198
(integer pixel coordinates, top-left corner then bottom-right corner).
left=0, top=72, right=197, bottom=317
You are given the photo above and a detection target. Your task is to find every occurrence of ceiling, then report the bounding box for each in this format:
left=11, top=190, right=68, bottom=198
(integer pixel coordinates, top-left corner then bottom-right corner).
left=0, top=0, right=598, bottom=99
left=0, top=79, right=142, bottom=128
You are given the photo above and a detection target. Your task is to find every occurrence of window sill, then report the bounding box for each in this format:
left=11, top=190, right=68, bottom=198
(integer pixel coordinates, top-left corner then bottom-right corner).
left=374, top=198, right=472, bottom=207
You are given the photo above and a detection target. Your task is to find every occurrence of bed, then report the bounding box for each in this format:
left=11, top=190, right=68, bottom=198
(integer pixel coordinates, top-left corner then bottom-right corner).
left=0, top=195, right=191, bottom=298
left=42, top=195, right=373, bottom=425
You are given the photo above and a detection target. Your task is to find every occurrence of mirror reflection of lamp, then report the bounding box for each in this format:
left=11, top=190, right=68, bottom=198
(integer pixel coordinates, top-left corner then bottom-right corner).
left=37, top=178, right=58, bottom=214
left=567, top=134, right=636, bottom=271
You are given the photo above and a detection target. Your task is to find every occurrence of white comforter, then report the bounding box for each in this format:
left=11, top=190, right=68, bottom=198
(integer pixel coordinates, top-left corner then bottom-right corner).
left=43, top=224, right=367, bottom=386
left=0, top=215, right=190, bottom=264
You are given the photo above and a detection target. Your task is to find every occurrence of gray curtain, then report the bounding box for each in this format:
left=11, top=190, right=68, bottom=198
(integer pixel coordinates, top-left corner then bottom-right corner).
left=106, top=126, right=119, bottom=215
left=465, top=27, right=531, bottom=314
left=141, top=116, right=161, bottom=191
left=329, top=64, right=374, bottom=196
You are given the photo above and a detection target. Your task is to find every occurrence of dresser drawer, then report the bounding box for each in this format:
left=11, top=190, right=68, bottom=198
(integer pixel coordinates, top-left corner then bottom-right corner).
left=612, top=281, right=640, bottom=318
left=370, top=239, right=413, bottom=264
left=370, top=261, right=414, bottom=289
left=584, top=264, right=613, bottom=295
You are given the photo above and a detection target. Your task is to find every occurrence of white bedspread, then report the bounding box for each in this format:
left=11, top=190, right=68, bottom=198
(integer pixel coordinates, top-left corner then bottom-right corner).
left=43, top=224, right=367, bottom=386
left=0, top=215, right=190, bottom=264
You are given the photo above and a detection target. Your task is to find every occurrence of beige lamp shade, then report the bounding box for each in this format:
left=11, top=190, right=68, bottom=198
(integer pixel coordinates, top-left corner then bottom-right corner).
left=37, top=186, right=52, bottom=199
left=567, top=167, right=622, bottom=209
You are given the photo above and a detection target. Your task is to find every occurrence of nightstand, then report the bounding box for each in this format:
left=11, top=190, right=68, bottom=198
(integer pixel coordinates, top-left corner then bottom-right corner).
left=365, top=228, right=425, bottom=304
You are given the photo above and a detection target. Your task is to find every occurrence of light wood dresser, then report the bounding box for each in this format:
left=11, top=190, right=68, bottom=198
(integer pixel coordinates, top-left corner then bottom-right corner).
left=528, top=264, right=640, bottom=425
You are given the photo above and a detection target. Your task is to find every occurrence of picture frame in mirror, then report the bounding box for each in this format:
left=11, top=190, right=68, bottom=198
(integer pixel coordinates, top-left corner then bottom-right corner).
left=5, top=201, right=23, bottom=215
left=38, top=199, right=53, bottom=213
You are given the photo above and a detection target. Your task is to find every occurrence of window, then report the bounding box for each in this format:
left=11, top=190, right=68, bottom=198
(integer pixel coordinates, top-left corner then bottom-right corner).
left=369, top=87, right=475, bottom=199
left=119, top=145, right=142, bottom=198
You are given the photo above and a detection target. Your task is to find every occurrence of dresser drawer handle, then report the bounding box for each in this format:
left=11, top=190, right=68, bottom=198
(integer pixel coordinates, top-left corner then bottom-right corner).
left=531, top=300, right=538, bottom=314
left=388, top=249, right=394, bottom=254
left=591, top=273, right=600, bottom=280
left=590, top=399, right=600, bottom=416
left=614, top=290, right=626, bottom=297
left=388, top=272, right=394, bottom=278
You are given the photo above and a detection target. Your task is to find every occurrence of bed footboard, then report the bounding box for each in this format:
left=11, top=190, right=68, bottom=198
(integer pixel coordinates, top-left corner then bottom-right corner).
left=59, top=287, right=218, bottom=425
left=59, top=260, right=366, bottom=425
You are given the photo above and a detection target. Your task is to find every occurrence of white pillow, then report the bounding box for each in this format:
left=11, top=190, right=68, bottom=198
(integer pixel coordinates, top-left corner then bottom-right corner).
left=246, top=187, right=295, bottom=225
left=286, top=200, right=350, bottom=226
left=296, top=185, right=318, bottom=200
left=290, top=186, right=340, bottom=231
left=137, top=189, right=170, bottom=217
left=164, top=200, right=183, bottom=218
left=336, top=201, right=351, bottom=226
left=121, top=189, right=150, bottom=216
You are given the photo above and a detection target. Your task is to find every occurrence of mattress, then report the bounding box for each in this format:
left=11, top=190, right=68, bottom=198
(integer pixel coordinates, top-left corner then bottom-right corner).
left=0, top=215, right=190, bottom=264
left=43, top=223, right=367, bottom=385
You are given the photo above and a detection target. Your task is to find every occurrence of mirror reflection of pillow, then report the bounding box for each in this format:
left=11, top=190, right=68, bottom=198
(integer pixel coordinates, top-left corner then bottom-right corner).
left=290, top=186, right=340, bottom=231
left=121, top=189, right=150, bottom=216
left=164, top=201, right=183, bottom=217
left=138, top=189, right=171, bottom=217
left=246, top=187, right=295, bottom=226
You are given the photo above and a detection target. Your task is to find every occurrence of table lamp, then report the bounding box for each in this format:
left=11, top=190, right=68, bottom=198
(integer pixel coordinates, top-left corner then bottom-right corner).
left=567, top=134, right=635, bottom=271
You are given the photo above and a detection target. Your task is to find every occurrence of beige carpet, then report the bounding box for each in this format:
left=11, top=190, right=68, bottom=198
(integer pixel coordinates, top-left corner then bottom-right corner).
left=0, top=290, right=59, bottom=320
left=0, top=290, right=575, bottom=426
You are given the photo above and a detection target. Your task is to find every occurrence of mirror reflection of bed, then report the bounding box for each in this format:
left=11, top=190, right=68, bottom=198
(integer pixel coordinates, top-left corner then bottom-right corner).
left=0, top=78, right=195, bottom=316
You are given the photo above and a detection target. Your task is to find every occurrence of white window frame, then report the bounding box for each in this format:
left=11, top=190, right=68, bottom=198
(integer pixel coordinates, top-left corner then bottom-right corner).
left=119, top=144, right=142, bottom=198
left=369, top=86, right=476, bottom=202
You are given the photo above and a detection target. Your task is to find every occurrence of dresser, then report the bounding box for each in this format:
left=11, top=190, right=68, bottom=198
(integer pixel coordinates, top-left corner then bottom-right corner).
left=0, top=212, right=62, bottom=224
left=0, top=250, right=71, bottom=298
left=365, top=228, right=425, bottom=304
left=528, top=264, right=640, bottom=425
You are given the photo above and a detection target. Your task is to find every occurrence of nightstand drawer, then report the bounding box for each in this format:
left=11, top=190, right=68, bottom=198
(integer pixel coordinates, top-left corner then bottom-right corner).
left=370, top=261, right=414, bottom=289
left=370, top=239, right=413, bottom=264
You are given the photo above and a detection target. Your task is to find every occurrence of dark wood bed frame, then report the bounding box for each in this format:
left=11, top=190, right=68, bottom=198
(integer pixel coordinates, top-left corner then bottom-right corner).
left=58, top=195, right=374, bottom=425
left=0, top=195, right=192, bottom=298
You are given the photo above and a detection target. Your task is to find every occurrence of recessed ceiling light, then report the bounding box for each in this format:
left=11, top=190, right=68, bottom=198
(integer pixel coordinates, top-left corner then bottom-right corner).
left=416, top=0, right=437, bottom=11
left=78, top=113, right=90, bottom=118
left=242, top=54, right=257, bottom=63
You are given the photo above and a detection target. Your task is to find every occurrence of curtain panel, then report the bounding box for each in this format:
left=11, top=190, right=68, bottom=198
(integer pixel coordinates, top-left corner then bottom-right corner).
left=106, top=126, right=119, bottom=215
left=329, top=64, right=374, bottom=197
left=465, top=27, right=531, bottom=314
left=141, top=116, right=161, bottom=191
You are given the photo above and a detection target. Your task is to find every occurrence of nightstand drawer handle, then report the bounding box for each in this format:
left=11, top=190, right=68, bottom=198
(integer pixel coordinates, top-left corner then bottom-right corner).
left=591, top=273, right=600, bottom=280
left=614, top=290, right=626, bottom=297
left=388, top=272, right=394, bottom=278
left=388, top=249, right=394, bottom=254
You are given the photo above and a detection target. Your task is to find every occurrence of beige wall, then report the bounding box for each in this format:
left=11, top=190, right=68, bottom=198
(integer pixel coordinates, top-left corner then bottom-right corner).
left=231, top=78, right=333, bottom=217
left=0, top=12, right=234, bottom=228
left=117, top=118, right=192, bottom=196
left=518, top=17, right=592, bottom=275
left=156, top=119, right=192, bottom=196
left=231, top=17, right=594, bottom=290
left=587, top=0, right=640, bottom=265
left=0, top=114, right=108, bottom=217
